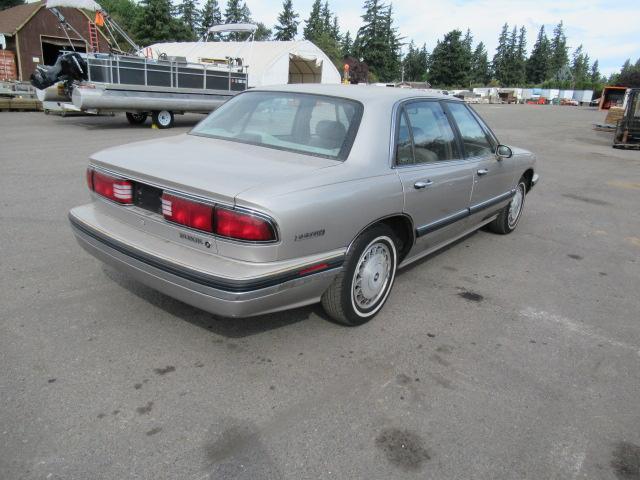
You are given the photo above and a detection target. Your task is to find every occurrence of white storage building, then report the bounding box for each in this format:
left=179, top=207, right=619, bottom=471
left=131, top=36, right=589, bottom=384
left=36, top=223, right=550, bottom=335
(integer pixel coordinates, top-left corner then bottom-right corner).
left=147, top=40, right=341, bottom=88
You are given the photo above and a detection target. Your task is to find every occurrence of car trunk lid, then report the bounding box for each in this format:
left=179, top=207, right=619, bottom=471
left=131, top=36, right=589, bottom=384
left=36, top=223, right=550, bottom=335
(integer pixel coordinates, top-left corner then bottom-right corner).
left=91, top=133, right=339, bottom=204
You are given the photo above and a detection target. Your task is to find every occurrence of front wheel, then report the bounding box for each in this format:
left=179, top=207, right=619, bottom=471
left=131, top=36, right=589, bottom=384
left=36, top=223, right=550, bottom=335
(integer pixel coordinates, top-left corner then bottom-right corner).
left=152, top=110, right=174, bottom=129
left=488, top=179, right=527, bottom=234
left=321, top=225, right=398, bottom=326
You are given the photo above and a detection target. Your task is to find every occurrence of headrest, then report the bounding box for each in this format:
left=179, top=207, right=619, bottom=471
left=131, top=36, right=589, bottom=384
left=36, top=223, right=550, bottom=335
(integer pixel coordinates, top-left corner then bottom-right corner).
left=316, top=120, right=347, bottom=146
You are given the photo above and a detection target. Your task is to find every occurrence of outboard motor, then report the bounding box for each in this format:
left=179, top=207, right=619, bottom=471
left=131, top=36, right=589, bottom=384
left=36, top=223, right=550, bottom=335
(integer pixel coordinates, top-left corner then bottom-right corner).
left=30, top=52, right=88, bottom=90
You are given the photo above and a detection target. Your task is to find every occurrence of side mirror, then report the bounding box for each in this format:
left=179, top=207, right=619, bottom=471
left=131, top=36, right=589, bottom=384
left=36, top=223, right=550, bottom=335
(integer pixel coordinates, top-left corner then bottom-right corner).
left=496, top=144, right=513, bottom=159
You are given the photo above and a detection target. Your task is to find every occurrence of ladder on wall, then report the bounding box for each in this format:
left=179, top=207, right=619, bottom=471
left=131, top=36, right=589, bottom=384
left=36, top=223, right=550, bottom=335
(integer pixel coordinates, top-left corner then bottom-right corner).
left=88, top=21, right=99, bottom=52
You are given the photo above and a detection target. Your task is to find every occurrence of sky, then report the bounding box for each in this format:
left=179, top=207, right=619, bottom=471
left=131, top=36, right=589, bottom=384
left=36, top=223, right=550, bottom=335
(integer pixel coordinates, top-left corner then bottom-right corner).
left=247, top=0, right=640, bottom=76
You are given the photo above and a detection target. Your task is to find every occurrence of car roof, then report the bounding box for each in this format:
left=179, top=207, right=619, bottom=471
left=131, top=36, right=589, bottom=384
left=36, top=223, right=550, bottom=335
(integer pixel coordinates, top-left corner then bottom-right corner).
left=254, top=83, right=460, bottom=104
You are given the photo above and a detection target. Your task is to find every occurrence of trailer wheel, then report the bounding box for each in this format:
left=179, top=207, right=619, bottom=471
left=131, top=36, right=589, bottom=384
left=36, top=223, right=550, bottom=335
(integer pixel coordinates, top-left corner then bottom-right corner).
left=126, top=112, right=148, bottom=125
left=152, top=110, right=174, bottom=129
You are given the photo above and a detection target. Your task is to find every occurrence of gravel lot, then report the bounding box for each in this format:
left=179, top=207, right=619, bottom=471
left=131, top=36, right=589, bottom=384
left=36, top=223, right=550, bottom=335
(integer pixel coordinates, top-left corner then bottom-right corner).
left=1, top=105, right=639, bottom=480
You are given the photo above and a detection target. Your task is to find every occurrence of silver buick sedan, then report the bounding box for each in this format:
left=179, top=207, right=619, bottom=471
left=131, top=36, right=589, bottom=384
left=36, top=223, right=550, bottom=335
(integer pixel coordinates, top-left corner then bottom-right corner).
left=69, top=84, right=538, bottom=326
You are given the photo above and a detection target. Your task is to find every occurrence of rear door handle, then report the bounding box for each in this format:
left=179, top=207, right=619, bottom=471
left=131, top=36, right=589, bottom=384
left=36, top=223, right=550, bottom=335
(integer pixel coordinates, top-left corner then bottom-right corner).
left=477, top=169, right=490, bottom=176
left=414, top=180, right=433, bottom=189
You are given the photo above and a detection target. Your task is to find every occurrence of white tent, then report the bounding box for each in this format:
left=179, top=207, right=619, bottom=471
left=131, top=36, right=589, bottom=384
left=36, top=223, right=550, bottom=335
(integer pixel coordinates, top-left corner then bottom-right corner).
left=147, top=40, right=341, bottom=88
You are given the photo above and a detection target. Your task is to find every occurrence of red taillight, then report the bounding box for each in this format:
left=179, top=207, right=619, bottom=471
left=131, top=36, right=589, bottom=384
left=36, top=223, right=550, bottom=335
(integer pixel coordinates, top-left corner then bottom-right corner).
left=91, top=170, right=133, bottom=204
left=214, top=208, right=275, bottom=242
left=161, top=193, right=213, bottom=232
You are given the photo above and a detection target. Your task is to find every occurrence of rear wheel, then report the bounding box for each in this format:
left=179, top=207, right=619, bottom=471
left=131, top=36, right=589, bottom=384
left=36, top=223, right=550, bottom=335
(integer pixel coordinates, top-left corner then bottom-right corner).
left=152, top=110, right=174, bottom=129
left=321, top=225, right=398, bottom=326
left=126, top=112, right=148, bottom=125
left=488, top=179, right=527, bottom=234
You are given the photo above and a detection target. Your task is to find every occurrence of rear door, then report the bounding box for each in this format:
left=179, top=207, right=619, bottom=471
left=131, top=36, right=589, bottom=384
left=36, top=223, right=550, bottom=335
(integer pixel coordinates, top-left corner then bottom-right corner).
left=394, top=100, right=474, bottom=254
left=444, top=102, right=516, bottom=214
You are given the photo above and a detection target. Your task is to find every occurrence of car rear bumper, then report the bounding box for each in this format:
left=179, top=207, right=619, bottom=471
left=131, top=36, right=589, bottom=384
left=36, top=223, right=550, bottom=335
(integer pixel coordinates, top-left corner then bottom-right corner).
left=69, top=204, right=343, bottom=318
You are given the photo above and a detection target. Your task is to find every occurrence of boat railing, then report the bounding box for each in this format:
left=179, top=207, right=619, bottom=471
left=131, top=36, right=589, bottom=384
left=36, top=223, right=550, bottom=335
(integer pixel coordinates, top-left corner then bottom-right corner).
left=77, top=53, right=248, bottom=92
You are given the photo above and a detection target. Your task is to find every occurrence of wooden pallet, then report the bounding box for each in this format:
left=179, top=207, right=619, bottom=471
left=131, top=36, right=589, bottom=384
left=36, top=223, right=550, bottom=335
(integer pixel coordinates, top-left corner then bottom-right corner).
left=613, top=143, right=640, bottom=150
left=593, top=123, right=616, bottom=132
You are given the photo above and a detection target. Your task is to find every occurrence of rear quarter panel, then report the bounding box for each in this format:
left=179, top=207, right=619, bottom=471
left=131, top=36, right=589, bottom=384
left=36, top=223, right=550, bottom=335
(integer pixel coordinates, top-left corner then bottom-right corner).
left=237, top=167, right=405, bottom=261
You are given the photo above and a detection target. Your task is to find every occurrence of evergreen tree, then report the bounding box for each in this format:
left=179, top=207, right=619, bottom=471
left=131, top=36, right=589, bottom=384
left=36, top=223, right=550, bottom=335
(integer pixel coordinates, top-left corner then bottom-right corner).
left=224, top=0, right=243, bottom=23
left=273, top=0, right=299, bottom=41
left=302, top=0, right=341, bottom=63
left=526, top=26, right=550, bottom=84
left=199, top=0, right=222, bottom=38
left=354, top=0, right=386, bottom=78
left=493, top=24, right=526, bottom=85
left=470, top=41, right=490, bottom=85
left=354, top=0, right=401, bottom=81
left=254, top=22, right=272, bottom=40
left=590, top=60, right=601, bottom=83
left=0, top=0, right=25, bottom=11
left=461, top=29, right=473, bottom=86
left=428, top=29, right=468, bottom=87
left=330, top=15, right=340, bottom=42
left=571, top=45, right=590, bottom=87
left=492, top=23, right=509, bottom=83
left=615, top=58, right=640, bottom=87
left=133, top=0, right=191, bottom=46
left=240, top=2, right=251, bottom=22
left=504, top=25, right=518, bottom=84
left=303, top=0, right=323, bottom=42
left=402, top=40, right=428, bottom=81
left=341, top=31, right=353, bottom=57
left=514, top=26, right=527, bottom=85
left=381, top=3, right=402, bottom=80
left=321, top=1, right=332, bottom=31
left=178, top=0, right=200, bottom=40
left=224, top=0, right=252, bottom=40
left=548, top=21, right=569, bottom=81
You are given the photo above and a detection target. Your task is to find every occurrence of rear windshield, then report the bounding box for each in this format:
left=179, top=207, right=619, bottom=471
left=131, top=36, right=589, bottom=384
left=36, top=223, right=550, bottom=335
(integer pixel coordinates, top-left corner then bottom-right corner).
left=190, top=91, right=363, bottom=160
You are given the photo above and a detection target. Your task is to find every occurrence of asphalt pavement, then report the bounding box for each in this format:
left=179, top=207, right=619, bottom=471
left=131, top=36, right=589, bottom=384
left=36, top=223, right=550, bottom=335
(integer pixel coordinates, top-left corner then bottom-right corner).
left=1, top=105, right=639, bottom=480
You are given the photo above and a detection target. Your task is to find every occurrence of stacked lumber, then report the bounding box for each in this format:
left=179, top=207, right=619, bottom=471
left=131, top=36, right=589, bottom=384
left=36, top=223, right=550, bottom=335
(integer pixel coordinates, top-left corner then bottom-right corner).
left=0, top=97, right=43, bottom=111
left=605, top=106, right=625, bottom=125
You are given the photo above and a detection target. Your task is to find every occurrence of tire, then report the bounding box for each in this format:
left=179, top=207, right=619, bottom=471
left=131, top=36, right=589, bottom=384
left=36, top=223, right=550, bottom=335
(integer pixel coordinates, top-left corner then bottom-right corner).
left=152, top=110, right=174, bottom=129
left=126, top=112, right=148, bottom=125
left=321, top=225, right=398, bottom=326
left=488, top=179, right=527, bottom=234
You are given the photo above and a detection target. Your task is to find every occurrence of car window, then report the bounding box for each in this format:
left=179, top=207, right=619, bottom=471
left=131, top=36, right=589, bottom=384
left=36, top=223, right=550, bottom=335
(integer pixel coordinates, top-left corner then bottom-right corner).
left=240, top=96, right=298, bottom=137
left=396, top=110, right=413, bottom=165
left=399, top=101, right=460, bottom=164
left=191, top=92, right=363, bottom=160
left=446, top=102, right=494, bottom=158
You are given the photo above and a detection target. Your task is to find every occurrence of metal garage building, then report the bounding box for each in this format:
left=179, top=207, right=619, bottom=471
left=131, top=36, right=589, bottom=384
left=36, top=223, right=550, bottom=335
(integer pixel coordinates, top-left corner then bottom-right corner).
left=0, top=0, right=109, bottom=81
